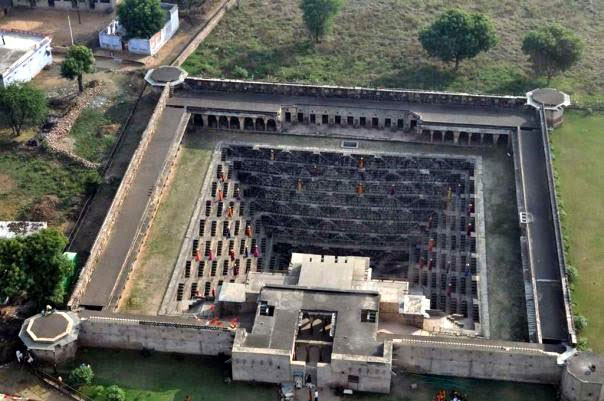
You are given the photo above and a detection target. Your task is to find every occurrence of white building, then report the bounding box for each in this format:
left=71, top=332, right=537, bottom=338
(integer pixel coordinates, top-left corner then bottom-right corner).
left=0, top=30, right=52, bottom=87
left=99, top=3, right=178, bottom=56
left=12, top=0, right=116, bottom=12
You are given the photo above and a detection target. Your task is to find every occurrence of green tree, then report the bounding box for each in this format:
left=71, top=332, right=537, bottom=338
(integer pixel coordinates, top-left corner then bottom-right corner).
left=67, top=364, right=94, bottom=388
left=61, top=45, right=95, bottom=93
left=522, top=24, right=583, bottom=83
left=23, top=229, right=73, bottom=306
left=419, top=9, right=498, bottom=70
left=0, top=239, right=28, bottom=301
left=299, top=0, right=344, bottom=43
left=105, top=385, right=126, bottom=401
left=0, top=83, right=48, bottom=137
left=117, top=0, right=165, bottom=40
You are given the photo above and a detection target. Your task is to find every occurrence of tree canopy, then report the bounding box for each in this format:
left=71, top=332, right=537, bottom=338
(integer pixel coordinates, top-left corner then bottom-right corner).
left=419, top=9, right=498, bottom=70
left=117, top=0, right=165, bottom=40
left=299, top=0, right=344, bottom=43
left=0, top=83, right=47, bottom=137
left=522, top=24, right=583, bottom=82
left=0, top=229, right=73, bottom=306
left=61, top=45, right=95, bottom=93
left=67, top=364, right=94, bottom=388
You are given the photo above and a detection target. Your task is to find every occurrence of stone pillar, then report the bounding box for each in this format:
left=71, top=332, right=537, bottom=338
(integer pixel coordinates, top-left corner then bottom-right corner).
left=430, top=131, right=434, bottom=143
left=238, top=117, right=244, bottom=131
left=454, top=131, right=460, bottom=144
left=493, top=134, right=500, bottom=145
left=202, top=115, right=208, bottom=127
left=480, top=133, right=484, bottom=145
left=403, top=117, right=411, bottom=131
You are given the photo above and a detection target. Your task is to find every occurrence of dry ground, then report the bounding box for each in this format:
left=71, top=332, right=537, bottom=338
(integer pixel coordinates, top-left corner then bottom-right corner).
left=0, top=8, right=115, bottom=47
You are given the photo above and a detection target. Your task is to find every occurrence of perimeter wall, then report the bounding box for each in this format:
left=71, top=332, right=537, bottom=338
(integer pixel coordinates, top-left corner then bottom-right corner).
left=78, top=315, right=234, bottom=356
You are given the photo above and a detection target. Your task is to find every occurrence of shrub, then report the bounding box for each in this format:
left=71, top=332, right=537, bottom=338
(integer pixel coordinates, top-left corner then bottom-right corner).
left=67, top=364, right=94, bottom=388
left=566, top=264, right=578, bottom=283
left=574, top=314, right=588, bottom=332
left=232, top=66, right=249, bottom=79
left=105, top=385, right=126, bottom=401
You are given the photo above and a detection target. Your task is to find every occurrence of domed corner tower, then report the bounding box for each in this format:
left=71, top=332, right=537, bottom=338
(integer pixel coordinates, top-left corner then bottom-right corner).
left=18, top=310, right=81, bottom=365
left=526, top=88, right=571, bottom=128
left=561, top=352, right=604, bottom=401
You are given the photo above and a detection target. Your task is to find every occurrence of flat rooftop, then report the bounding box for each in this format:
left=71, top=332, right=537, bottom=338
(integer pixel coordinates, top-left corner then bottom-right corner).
left=0, top=31, right=46, bottom=73
left=243, top=285, right=383, bottom=356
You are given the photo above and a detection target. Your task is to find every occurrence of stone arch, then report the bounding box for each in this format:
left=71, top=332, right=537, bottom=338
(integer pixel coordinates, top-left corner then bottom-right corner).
left=244, top=117, right=254, bottom=130
left=483, top=134, right=494, bottom=145
left=230, top=117, right=240, bottom=130
left=433, top=131, right=443, bottom=142
left=193, top=114, right=204, bottom=126
left=219, top=116, right=228, bottom=129
left=470, top=133, right=481, bottom=145
left=255, top=118, right=265, bottom=131
left=208, top=115, right=217, bottom=128
left=459, top=131, right=469, bottom=145
left=497, top=134, right=508, bottom=146
left=267, top=119, right=277, bottom=132
left=444, top=131, right=455, bottom=143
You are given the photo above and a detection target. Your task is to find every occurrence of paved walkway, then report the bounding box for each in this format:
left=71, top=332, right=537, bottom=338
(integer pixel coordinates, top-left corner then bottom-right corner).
left=169, top=91, right=537, bottom=128
left=518, top=128, right=567, bottom=342
left=80, top=107, right=187, bottom=309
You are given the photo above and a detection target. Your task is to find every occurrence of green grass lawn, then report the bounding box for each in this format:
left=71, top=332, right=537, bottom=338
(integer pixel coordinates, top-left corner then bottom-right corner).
left=183, top=0, right=604, bottom=105
left=0, top=146, right=101, bottom=225
left=70, top=108, right=116, bottom=164
left=119, top=134, right=212, bottom=314
left=73, top=349, right=274, bottom=401
left=551, top=111, right=604, bottom=353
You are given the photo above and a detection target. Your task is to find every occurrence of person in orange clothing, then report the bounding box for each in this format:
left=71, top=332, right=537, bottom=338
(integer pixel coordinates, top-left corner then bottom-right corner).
left=245, top=224, right=252, bottom=237
left=229, top=248, right=235, bottom=261
left=216, top=189, right=224, bottom=201
left=226, top=206, right=234, bottom=218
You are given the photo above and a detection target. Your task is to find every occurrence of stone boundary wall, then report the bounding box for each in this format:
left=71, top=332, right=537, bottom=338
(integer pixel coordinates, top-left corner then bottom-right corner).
left=78, top=315, right=234, bottom=355
left=43, top=85, right=105, bottom=169
left=108, top=112, right=191, bottom=310
left=391, top=336, right=562, bottom=384
left=183, top=77, right=527, bottom=108
left=68, top=86, right=171, bottom=309
left=171, top=0, right=236, bottom=67
left=538, top=107, right=576, bottom=345
left=511, top=128, right=541, bottom=343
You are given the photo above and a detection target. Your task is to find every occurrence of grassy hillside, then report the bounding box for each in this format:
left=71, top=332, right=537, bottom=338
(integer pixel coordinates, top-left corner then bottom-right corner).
left=183, top=0, right=604, bottom=105
left=551, top=111, right=604, bottom=353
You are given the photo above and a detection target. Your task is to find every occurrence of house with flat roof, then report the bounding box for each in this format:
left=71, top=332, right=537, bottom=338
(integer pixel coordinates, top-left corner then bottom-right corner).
left=0, top=29, right=52, bottom=87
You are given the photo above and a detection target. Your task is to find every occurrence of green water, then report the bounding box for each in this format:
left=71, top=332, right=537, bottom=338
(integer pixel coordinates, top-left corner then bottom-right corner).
left=67, top=348, right=557, bottom=401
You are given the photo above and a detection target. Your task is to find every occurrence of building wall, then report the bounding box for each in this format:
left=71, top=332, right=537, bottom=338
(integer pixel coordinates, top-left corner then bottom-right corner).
left=1, top=36, right=51, bottom=87
left=13, top=0, right=115, bottom=11
left=392, top=338, right=562, bottom=384
left=183, top=78, right=527, bottom=109
left=561, top=370, right=604, bottom=401
left=231, top=350, right=292, bottom=383
left=79, top=316, right=234, bottom=355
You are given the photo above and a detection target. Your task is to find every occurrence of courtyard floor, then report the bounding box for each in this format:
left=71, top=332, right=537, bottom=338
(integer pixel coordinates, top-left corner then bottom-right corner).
left=118, top=127, right=527, bottom=341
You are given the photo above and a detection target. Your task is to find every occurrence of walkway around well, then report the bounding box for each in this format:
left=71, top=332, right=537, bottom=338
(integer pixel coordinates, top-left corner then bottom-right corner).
left=79, top=106, right=187, bottom=309
left=518, top=128, right=568, bottom=342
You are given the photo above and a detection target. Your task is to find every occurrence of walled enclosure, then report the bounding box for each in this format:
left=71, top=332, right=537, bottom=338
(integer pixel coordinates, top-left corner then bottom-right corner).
left=57, top=76, right=585, bottom=395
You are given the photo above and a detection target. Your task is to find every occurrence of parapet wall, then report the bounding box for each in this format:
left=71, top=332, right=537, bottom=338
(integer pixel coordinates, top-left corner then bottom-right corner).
left=79, top=315, right=234, bottom=355
left=392, top=336, right=562, bottom=384
left=183, top=77, right=526, bottom=108
left=68, top=87, right=171, bottom=309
